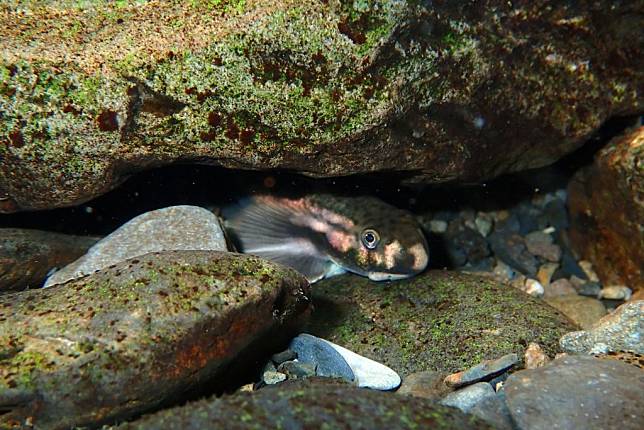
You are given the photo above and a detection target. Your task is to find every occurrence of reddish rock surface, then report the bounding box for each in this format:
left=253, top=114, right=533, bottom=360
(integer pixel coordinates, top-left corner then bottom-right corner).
left=568, top=126, right=644, bottom=292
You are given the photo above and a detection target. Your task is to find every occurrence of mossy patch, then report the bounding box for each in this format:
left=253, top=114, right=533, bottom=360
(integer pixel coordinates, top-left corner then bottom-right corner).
left=305, top=271, right=577, bottom=375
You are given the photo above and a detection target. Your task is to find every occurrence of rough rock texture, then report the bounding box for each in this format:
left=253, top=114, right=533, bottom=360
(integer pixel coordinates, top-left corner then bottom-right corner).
left=568, top=126, right=644, bottom=292
left=305, top=271, right=577, bottom=375
left=0, top=251, right=310, bottom=430
left=0, top=228, right=99, bottom=292
left=560, top=300, right=643, bottom=354
left=504, top=355, right=644, bottom=430
left=122, top=378, right=492, bottom=429
left=44, top=205, right=228, bottom=287
left=1, top=0, right=642, bottom=212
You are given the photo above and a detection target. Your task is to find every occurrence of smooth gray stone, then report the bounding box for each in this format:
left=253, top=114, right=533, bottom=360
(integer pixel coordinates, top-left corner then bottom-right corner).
left=444, top=353, right=518, bottom=388
left=45, top=205, right=227, bottom=287
left=440, top=382, right=496, bottom=413
left=469, top=393, right=515, bottom=430
left=505, top=355, right=644, bottom=430
left=289, top=334, right=355, bottom=382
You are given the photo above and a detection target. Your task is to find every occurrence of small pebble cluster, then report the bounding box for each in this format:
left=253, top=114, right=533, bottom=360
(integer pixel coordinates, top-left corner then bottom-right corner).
left=419, top=189, right=634, bottom=329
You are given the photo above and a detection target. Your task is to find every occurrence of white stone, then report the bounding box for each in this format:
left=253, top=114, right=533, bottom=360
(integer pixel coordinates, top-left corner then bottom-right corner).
left=429, top=220, right=448, bottom=234
left=598, top=285, right=632, bottom=301
left=319, top=338, right=401, bottom=391
left=45, top=205, right=228, bottom=287
left=524, top=278, right=544, bottom=297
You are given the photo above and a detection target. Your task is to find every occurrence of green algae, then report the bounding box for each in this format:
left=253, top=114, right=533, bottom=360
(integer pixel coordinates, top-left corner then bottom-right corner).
left=306, top=271, right=577, bottom=375
left=0, top=251, right=310, bottom=430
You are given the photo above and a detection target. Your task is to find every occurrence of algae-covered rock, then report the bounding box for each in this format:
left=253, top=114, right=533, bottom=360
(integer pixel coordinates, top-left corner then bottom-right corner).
left=0, top=228, right=99, bottom=292
left=1, top=0, right=642, bottom=212
left=122, top=378, right=492, bottom=429
left=0, top=251, right=310, bottom=430
left=305, top=271, right=577, bottom=375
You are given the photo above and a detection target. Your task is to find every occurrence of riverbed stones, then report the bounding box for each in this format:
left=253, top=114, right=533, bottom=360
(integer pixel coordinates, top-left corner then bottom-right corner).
left=1, top=1, right=641, bottom=213
left=121, top=378, right=493, bottom=429
left=568, top=126, right=644, bottom=292
left=560, top=300, right=643, bottom=354
left=305, top=271, right=576, bottom=375
left=0, top=228, right=99, bottom=292
left=0, top=251, right=310, bottom=430
left=44, top=205, right=227, bottom=287
left=504, top=355, right=644, bottom=430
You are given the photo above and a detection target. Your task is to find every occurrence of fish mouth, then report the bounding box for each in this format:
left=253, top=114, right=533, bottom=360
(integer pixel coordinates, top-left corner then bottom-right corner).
left=367, top=272, right=412, bottom=282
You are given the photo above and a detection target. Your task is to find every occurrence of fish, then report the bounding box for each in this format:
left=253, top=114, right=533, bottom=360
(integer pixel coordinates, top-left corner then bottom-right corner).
left=222, top=194, right=429, bottom=283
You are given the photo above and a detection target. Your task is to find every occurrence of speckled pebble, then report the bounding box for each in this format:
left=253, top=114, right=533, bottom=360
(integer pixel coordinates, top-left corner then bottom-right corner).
left=262, top=371, right=287, bottom=385
left=524, top=342, right=550, bottom=369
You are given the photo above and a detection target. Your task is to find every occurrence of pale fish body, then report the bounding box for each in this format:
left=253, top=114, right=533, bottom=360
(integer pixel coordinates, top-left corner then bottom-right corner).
left=223, top=194, right=429, bottom=283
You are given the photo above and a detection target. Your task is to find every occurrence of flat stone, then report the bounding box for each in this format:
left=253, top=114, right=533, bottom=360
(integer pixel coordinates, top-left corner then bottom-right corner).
left=319, top=337, right=401, bottom=391
left=543, top=278, right=577, bottom=298
left=560, top=300, right=643, bottom=354
left=44, top=206, right=227, bottom=287
left=523, top=343, right=549, bottom=369
left=0, top=251, right=310, bottom=430
left=505, top=355, right=644, bottom=430
left=439, top=382, right=496, bottom=413
left=122, top=378, right=494, bottom=429
left=288, top=334, right=354, bottom=382
left=397, top=371, right=451, bottom=400
left=546, top=295, right=606, bottom=329
left=305, top=272, right=576, bottom=375
left=0, top=228, right=99, bottom=292
left=444, top=353, right=518, bottom=389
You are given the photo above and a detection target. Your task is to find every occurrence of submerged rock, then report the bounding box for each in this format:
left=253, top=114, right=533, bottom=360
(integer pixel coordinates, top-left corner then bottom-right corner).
left=504, top=355, right=644, bottom=430
left=1, top=1, right=641, bottom=212
left=122, top=378, right=493, bottom=429
left=568, top=126, right=644, bottom=292
left=444, top=353, right=518, bottom=389
left=0, top=251, right=310, bottom=430
left=439, top=382, right=496, bottom=413
left=0, top=228, right=99, bottom=292
left=560, top=300, right=643, bottom=354
left=306, top=271, right=576, bottom=375
left=44, top=205, right=227, bottom=287
left=545, top=294, right=607, bottom=330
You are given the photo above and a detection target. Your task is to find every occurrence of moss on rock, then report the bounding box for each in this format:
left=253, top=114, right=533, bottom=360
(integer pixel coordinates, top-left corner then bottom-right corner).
left=1, top=0, right=642, bottom=212
left=0, top=250, right=310, bottom=430
left=305, top=271, right=577, bottom=375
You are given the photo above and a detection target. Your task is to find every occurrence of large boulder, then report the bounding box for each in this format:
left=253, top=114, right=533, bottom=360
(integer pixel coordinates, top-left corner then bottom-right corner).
left=1, top=0, right=641, bottom=212
left=121, top=378, right=493, bottom=429
left=305, top=271, right=577, bottom=375
left=568, top=126, right=644, bottom=291
left=0, top=228, right=99, bottom=292
left=0, top=251, right=310, bottom=430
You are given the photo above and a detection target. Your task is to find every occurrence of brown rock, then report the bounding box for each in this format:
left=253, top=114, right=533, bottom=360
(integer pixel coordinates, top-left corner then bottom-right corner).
left=524, top=342, right=550, bottom=369
left=568, top=126, right=644, bottom=292
left=397, top=371, right=452, bottom=400
left=537, top=262, right=559, bottom=288
left=0, top=1, right=642, bottom=212
left=0, top=251, right=311, bottom=430
left=0, top=228, right=99, bottom=292
left=545, top=295, right=606, bottom=329
left=544, top=278, right=577, bottom=298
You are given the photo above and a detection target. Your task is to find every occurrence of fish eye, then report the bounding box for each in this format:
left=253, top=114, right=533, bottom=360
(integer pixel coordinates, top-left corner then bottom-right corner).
left=361, top=229, right=380, bottom=249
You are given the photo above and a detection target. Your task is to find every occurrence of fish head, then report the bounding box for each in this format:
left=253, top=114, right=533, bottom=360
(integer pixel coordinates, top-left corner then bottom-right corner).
left=321, top=198, right=429, bottom=281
